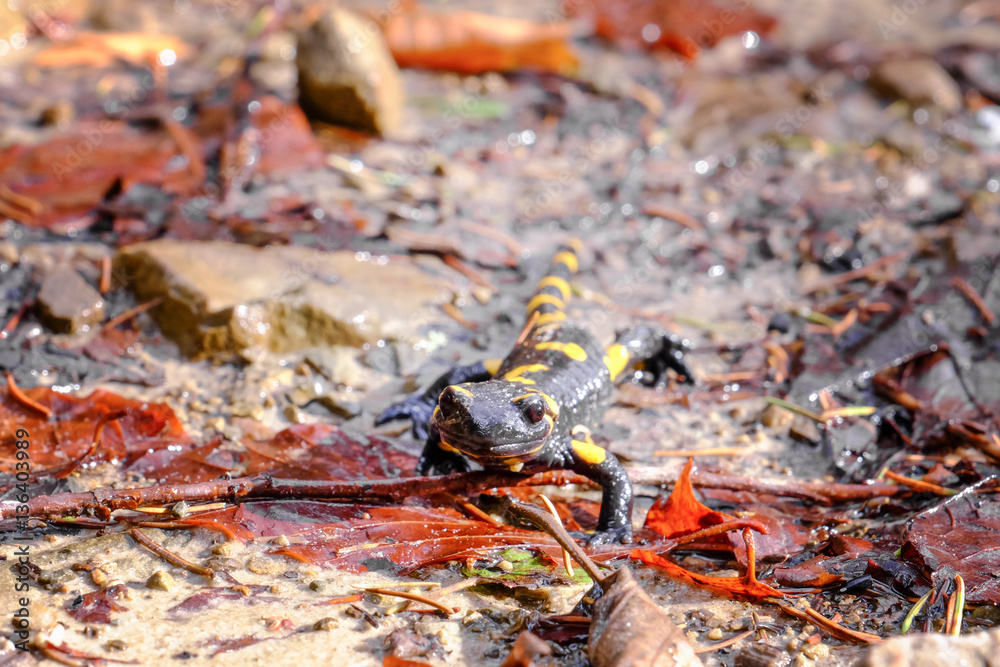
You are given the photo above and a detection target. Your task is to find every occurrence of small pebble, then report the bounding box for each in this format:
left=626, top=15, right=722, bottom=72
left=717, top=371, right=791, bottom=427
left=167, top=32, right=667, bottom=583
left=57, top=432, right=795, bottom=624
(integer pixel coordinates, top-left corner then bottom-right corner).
left=146, top=570, right=175, bottom=592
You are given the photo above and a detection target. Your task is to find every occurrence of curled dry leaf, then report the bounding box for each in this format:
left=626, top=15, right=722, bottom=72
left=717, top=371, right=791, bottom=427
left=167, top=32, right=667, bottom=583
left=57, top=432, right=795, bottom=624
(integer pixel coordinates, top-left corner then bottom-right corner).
left=589, top=567, right=702, bottom=667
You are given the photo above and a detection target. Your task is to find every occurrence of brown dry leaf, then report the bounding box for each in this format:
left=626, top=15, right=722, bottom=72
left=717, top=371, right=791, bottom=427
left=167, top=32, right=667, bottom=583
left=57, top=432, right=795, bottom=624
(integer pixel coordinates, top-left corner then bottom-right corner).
left=32, top=31, right=189, bottom=68
left=380, top=3, right=579, bottom=75
left=589, top=567, right=702, bottom=667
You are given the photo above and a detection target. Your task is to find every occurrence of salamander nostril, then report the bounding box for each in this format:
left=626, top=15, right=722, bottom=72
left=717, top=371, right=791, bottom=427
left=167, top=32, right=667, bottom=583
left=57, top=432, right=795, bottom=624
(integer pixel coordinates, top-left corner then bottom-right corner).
left=438, top=386, right=469, bottom=413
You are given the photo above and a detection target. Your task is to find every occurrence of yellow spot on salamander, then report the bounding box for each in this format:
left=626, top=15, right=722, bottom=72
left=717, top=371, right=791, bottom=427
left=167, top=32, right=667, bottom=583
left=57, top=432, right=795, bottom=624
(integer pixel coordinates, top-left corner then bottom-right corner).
left=531, top=322, right=562, bottom=336
left=566, top=238, right=583, bottom=252
left=571, top=437, right=607, bottom=465
left=503, top=364, right=548, bottom=385
left=536, top=341, right=587, bottom=362
left=539, top=392, right=559, bottom=416
left=449, top=385, right=473, bottom=397
left=483, top=358, right=503, bottom=376
left=526, top=293, right=565, bottom=313
left=439, top=439, right=460, bottom=454
left=507, top=460, right=525, bottom=472
left=536, top=275, right=571, bottom=301
left=533, top=312, right=566, bottom=327
left=603, top=343, right=630, bottom=381
left=552, top=251, right=579, bottom=273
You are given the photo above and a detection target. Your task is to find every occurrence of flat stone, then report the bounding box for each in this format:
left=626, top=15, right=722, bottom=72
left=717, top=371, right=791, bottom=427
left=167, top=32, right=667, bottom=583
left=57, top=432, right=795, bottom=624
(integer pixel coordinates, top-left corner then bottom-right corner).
left=859, top=627, right=1000, bottom=667
left=296, top=6, right=405, bottom=136
left=113, top=240, right=453, bottom=361
left=871, top=59, right=962, bottom=114
left=35, top=266, right=105, bottom=334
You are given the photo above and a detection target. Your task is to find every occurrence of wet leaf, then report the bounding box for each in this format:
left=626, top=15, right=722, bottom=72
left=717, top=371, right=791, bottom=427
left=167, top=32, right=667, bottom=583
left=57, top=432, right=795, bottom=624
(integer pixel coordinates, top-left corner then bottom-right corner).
left=643, top=459, right=731, bottom=538
left=243, top=424, right=417, bottom=481
left=168, top=585, right=283, bottom=619
left=573, top=0, right=775, bottom=58
left=0, top=385, right=192, bottom=476
left=65, top=583, right=130, bottom=624
left=463, top=547, right=593, bottom=587
left=177, top=501, right=579, bottom=574
left=630, top=548, right=782, bottom=601
left=0, top=121, right=204, bottom=231
left=900, top=483, right=1000, bottom=604
left=588, top=566, right=702, bottom=667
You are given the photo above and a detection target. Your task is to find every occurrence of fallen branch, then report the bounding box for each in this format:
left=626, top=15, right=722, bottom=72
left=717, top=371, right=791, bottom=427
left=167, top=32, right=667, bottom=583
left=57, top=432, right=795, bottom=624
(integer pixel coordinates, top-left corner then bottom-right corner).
left=0, top=465, right=901, bottom=521
left=0, top=470, right=586, bottom=520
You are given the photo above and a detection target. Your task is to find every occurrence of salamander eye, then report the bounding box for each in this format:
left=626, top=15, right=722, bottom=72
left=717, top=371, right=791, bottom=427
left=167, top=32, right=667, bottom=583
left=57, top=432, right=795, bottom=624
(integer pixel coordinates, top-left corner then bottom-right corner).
left=517, top=395, right=546, bottom=424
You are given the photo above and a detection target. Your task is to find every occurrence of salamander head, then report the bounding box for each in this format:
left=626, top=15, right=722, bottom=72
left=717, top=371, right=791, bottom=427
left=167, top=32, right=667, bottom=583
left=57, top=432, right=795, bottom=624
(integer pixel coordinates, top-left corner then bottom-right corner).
left=434, top=382, right=559, bottom=463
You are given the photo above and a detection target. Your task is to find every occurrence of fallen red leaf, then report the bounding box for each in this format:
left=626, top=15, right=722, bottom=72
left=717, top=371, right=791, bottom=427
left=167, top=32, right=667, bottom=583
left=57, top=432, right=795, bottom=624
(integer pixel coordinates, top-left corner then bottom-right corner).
left=65, top=583, right=130, bottom=624
left=0, top=121, right=204, bottom=231
left=901, top=483, right=1000, bottom=604
left=630, top=548, right=782, bottom=600
left=643, top=459, right=731, bottom=538
left=173, top=500, right=617, bottom=574
left=380, top=2, right=579, bottom=75
left=243, top=424, right=417, bottom=481
left=0, top=385, right=192, bottom=476
left=572, top=0, right=775, bottom=59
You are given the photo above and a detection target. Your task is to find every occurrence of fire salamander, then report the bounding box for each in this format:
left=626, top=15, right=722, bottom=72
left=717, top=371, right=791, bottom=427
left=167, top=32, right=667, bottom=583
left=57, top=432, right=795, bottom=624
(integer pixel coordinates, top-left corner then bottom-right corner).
left=376, top=240, right=694, bottom=544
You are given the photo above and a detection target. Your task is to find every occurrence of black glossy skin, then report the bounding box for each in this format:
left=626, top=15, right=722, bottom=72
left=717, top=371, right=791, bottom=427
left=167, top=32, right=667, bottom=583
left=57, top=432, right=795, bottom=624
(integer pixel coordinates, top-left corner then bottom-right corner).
left=377, top=242, right=694, bottom=545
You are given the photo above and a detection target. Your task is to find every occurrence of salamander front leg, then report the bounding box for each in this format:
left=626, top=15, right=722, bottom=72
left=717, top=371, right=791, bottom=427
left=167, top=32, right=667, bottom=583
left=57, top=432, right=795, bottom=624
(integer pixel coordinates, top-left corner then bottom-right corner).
left=604, top=325, right=696, bottom=387
left=565, top=426, right=634, bottom=545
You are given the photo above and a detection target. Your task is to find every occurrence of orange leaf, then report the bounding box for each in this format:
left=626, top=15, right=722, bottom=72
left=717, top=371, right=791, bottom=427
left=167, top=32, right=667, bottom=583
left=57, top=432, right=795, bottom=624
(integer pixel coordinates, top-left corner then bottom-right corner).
left=630, top=548, right=782, bottom=600
left=574, top=0, right=776, bottom=59
left=643, top=458, right=731, bottom=538
left=32, top=32, right=189, bottom=68
left=381, top=4, right=578, bottom=75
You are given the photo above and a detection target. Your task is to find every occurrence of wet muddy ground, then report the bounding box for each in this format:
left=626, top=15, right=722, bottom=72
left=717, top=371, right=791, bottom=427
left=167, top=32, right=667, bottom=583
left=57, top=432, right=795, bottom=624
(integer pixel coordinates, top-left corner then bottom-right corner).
left=1, top=0, right=999, bottom=664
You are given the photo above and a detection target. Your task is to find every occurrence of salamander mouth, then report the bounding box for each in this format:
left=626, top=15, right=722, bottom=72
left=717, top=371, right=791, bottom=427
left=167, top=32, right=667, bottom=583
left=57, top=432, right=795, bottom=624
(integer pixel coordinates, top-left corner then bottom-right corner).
left=436, top=425, right=548, bottom=460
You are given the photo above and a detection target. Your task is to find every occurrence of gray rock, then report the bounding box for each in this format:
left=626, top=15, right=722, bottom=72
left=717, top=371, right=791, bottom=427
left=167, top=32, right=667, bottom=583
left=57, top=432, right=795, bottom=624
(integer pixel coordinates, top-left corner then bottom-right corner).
left=35, top=266, right=105, bottom=334
left=859, top=628, right=1000, bottom=667
left=296, top=6, right=405, bottom=136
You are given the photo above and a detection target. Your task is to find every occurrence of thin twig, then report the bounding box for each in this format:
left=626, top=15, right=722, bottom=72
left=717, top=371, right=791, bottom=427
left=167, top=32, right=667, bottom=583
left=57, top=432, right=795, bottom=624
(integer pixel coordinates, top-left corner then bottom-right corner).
left=654, top=447, right=752, bottom=457
left=4, top=371, right=53, bottom=418
left=539, top=494, right=574, bottom=577
left=320, top=593, right=363, bottom=606
left=504, top=500, right=605, bottom=583
left=515, top=310, right=540, bottom=345
left=442, top=254, right=495, bottom=290
left=952, top=277, right=995, bottom=325
left=693, top=628, right=755, bottom=653
left=774, top=602, right=883, bottom=644
left=883, top=470, right=957, bottom=496
left=363, top=587, right=455, bottom=616
left=129, top=527, right=214, bottom=578
left=803, top=251, right=908, bottom=294
left=441, top=302, right=477, bottom=330
left=103, top=297, right=163, bottom=331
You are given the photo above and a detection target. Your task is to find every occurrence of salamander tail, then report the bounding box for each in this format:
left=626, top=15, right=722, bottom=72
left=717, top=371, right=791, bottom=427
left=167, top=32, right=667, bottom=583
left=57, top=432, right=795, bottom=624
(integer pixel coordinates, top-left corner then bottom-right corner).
left=525, top=239, right=581, bottom=325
